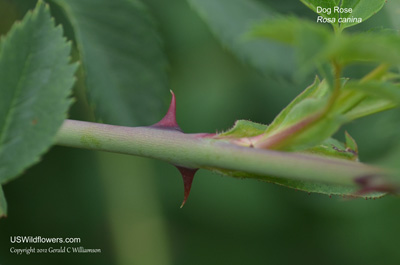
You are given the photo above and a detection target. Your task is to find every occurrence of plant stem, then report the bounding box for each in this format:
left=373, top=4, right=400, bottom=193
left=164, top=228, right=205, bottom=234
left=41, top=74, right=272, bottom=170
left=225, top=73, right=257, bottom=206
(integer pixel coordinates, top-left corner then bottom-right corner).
left=361, top=63, right=390, bottom=82
left=338, top=63, right=391, bottom=116
left=56, top=119, right=388, bottom=188
left=328, top=59, right=342, bottom=109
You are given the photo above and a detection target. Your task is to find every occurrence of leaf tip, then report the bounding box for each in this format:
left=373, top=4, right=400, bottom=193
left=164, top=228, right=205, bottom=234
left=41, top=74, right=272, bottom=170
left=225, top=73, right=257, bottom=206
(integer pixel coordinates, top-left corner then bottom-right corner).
left=345, top=131, right=358, bottom=154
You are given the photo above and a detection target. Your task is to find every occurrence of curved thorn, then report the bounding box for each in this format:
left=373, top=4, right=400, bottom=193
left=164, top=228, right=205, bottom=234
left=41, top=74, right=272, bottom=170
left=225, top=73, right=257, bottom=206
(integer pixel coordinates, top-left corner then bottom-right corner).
left=152, top=90, right=181, bottom=131
left=175, top=166, right=198, bottom=208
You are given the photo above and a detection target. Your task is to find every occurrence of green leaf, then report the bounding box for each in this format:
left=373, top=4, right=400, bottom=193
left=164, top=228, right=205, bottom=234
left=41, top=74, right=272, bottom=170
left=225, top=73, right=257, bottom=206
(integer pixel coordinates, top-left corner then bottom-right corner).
left=332, top=80, right=400, bottom=120
left=325, top=33, right=400, bottom=66
left=340, top=0, right=386, bottom=29
left=300, top=0, right=341, bottom=28
left=251, top=17, right=332, bottom=64
left=252, top=18, right=400, bottom=76
left=218, top=120, right=267, bottom=138
left=300, top=0, right=342, bottom=13
left=0, top=186, right=7, bottom=217
left=343, top=80, right=400, bottom=104
left=305, top=137, right=357, bottom=160
left=187, top=0, right=295, bottom=76
left=278, top=98, right=328, bottom=129
left=251, top=18, right=332, bottom=76
left=251, top=76, right=349, bottom=151
left=344, top=96, right=396, bottom=120
left=50, top=0, right=169, bottom=126
left=300, top=0, right=386, bottom=29
left=345, top=131, right=358, bottom=153
left=256, top=98, right=345, bottom=151
left=296, top=23, right=332, bottom=70
left=266, top=76, right=326, bottom=133
left=210, top=167, right=384, bottom=198
left=0, top=1, right=76, bottom=184
left=251, top=17, right=301, bottom=45
left=386, top=1, right=400, bottom=29
left=274, top=114, right=344, bottom=151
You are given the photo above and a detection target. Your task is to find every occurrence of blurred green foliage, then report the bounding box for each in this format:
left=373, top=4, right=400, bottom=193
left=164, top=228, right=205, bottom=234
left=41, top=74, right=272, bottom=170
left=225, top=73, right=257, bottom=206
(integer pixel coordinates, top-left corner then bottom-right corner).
left=0, top=2, right=77, bottom=185
left=1, top=0, right=400, bottom=264
left=50, top=0, right=170, bottom=126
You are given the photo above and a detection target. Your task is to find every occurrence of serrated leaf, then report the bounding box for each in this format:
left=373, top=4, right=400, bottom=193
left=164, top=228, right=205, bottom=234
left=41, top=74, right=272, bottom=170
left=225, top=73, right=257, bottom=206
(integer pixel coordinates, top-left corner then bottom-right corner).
left=0, top=1, right=76, bottom=184
left=340, top=0, right=386, bottom=29
left=218, top=120, right=267, bottom=138
left=0, top=186, right=7, bottom=217
left=187, top=0, right=295, bottom=76
left=50, top=0, right=169, bottom=126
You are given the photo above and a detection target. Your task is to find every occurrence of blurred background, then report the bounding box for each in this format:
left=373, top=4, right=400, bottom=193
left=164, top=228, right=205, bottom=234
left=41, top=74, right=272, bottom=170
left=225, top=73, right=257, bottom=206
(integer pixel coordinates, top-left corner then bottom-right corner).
left=1, top=0, right=400, bottom=264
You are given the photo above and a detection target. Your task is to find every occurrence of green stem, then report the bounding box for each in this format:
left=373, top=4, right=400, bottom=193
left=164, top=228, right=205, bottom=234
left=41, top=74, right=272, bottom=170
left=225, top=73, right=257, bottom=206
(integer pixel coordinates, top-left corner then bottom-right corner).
left=328, top=59, right=342, bottom=109
left=337, top=63, right=391, bottom=115
left=56, top=119, right=387, bottom=187
left=361, top=63, right=390, bottom=82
